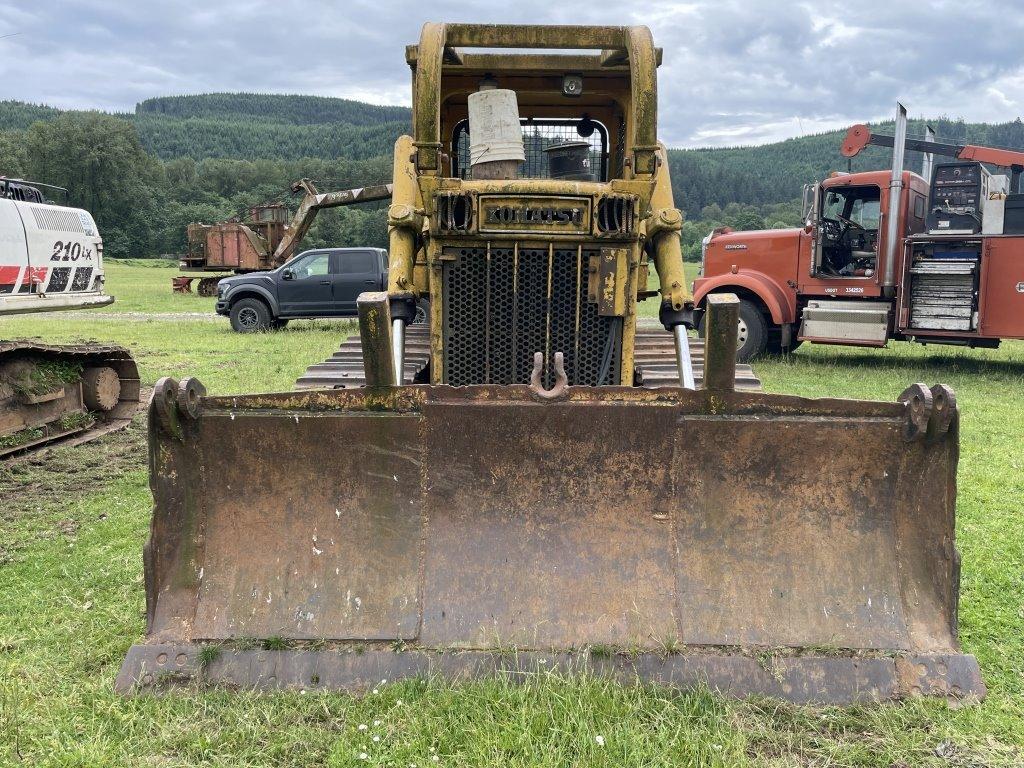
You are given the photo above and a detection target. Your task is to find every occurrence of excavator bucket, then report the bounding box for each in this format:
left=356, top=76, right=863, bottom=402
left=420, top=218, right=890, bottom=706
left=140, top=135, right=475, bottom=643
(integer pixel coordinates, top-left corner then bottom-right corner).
left=117, top=306, right=983, bottom=705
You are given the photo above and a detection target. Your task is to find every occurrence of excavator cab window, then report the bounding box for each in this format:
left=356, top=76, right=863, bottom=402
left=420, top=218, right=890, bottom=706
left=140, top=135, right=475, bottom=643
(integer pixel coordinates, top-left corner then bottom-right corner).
left=819, top=184, right=881, bottom=277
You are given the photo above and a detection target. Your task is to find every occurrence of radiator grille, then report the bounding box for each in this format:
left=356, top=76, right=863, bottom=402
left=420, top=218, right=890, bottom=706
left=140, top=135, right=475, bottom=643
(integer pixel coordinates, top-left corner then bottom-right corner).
left=442, top=246, right=620, bottom=387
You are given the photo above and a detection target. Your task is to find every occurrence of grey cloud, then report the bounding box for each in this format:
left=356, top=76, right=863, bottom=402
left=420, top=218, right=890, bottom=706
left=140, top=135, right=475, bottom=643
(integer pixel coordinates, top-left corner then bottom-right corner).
left=1, top=0, right=1022, bottom=146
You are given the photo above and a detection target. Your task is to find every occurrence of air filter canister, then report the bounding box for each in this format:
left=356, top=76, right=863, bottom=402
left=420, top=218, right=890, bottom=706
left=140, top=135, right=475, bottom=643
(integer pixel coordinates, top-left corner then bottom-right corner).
left=467, top=89, right=525, bottom=180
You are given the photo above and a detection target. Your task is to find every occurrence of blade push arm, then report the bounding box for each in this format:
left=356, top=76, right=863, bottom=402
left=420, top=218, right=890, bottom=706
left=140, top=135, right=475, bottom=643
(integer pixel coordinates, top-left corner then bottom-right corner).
left=271, top=179, right=394, bottom=266
left=645, top=145, right=696, bottom=326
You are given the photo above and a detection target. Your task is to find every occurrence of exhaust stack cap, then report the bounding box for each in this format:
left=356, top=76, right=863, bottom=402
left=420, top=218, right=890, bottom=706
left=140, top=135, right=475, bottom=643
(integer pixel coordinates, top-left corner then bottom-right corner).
left=468, top=88, right=525, bottom=180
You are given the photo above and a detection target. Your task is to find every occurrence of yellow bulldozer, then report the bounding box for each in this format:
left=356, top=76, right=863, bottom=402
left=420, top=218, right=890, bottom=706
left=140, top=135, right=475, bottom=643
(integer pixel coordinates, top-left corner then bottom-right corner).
left=117, top=23, right=983, bottom=705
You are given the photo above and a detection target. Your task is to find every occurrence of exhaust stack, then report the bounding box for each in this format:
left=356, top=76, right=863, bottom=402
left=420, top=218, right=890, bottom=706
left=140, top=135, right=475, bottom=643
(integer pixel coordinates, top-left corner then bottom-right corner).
left=883, top=102, right=908, bottom=294
left=922, top=124, right=936, bottom=182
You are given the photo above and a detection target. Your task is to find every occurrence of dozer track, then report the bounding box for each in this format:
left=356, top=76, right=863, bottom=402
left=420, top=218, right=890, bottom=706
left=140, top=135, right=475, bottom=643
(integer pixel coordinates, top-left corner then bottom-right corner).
left=0, top=341, right=141, bottom=458
left=295, top=325, right=762, bottom=390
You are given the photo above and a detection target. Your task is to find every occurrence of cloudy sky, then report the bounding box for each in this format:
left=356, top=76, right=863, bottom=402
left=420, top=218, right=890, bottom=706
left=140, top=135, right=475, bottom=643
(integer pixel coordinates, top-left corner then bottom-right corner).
left=2, top=0, right=1022, bottom=147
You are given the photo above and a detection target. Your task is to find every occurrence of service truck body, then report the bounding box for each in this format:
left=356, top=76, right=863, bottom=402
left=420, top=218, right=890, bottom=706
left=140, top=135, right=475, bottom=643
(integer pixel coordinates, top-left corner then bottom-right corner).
left=694, top=107, right=1024, bottom=359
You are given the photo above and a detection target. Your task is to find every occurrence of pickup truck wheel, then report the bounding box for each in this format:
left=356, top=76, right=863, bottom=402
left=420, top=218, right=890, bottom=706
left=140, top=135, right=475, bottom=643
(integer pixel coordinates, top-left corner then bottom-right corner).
left=699, top=297, right=767, bottom=362
left=230, top=298, right=273, bottom=333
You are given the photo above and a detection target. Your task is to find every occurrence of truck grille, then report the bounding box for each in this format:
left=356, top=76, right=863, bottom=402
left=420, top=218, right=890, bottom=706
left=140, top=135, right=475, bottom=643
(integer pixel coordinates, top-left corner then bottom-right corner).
left=442, top=246, right=621, bottom=387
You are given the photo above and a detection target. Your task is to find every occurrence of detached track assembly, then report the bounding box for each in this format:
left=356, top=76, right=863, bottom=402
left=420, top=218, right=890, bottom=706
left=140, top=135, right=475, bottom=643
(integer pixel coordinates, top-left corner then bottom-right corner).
left=117, top=377, right=983, bottom=704
left=0, top=342, right=140, bottom=458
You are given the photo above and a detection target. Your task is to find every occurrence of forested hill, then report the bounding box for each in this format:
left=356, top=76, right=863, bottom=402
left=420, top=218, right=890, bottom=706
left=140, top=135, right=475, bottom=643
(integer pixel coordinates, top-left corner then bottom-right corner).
left=132, top=94, right=410, bottom=161
left=136, top=94, right=410, bottom=126
left=0, top=95, right=408, bottom=162
left=6, top=94, right=1023, bottom=213
left=2, top=93, right=1022, bottom=258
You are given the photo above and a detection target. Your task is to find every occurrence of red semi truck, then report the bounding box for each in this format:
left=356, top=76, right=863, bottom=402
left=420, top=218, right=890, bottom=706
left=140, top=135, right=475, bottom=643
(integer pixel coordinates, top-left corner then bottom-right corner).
left=694, top=104, right=1024, bottom=360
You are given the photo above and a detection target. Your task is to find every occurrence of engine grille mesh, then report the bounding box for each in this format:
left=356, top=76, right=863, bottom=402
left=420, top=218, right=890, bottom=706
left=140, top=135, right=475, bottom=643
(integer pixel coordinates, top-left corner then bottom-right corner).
left=442, top=246, right=620, bottom=387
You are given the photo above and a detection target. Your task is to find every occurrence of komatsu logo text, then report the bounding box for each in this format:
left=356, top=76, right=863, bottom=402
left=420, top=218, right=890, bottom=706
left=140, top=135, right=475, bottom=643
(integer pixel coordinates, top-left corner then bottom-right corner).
left=485, top=206, right=583, bottom=225
left=478, top=195, right=591, bottom=234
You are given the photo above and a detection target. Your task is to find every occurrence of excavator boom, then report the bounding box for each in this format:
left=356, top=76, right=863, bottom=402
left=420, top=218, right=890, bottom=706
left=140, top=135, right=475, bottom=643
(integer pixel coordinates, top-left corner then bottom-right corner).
left=270, top=180, right=394, bottom=266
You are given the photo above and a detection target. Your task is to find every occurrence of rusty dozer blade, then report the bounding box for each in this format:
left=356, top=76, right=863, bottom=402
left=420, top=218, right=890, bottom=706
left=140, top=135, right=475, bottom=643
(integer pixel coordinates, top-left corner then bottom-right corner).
left=117, top=362, right=983, bottom=704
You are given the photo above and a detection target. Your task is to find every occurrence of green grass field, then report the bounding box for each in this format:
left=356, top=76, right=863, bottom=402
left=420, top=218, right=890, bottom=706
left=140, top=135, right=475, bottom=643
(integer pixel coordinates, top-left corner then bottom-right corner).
left=1, top=261, right=1022, bottom=766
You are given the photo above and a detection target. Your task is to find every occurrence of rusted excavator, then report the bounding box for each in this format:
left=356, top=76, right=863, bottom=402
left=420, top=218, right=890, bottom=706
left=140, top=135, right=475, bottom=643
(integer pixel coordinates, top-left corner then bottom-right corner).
left=118, top=24, right=983, bottom=705
left=175, top=180, right=393, bottom=295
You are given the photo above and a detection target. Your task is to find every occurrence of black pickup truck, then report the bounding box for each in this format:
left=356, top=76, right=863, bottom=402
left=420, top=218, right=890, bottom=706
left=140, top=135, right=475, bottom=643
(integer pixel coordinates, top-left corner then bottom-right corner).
left=216, top=247, right=418, bottom=332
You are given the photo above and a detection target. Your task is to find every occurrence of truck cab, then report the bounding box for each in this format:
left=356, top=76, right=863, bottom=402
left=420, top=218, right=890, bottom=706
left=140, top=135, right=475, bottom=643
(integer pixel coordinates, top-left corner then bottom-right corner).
left=694, top=169, right=929, bottom=359
left=697, top=101, right=1024, bottom=360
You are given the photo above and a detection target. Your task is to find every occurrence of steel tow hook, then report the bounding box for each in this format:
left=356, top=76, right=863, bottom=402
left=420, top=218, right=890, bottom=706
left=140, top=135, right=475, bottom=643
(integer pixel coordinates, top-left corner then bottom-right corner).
left=529, top=351, right=569, bottom=401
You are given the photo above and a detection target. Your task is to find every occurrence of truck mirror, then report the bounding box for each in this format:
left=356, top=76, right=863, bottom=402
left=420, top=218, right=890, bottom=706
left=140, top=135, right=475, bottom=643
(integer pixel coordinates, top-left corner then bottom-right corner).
left=282, top=269, right=294, bottom=281
left=800, top=183, right=813, bottom=219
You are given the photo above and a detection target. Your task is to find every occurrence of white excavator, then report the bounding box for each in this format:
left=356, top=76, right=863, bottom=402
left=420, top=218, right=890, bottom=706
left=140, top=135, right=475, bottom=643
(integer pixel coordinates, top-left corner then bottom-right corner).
left=0, top=177, right=139, bottom=457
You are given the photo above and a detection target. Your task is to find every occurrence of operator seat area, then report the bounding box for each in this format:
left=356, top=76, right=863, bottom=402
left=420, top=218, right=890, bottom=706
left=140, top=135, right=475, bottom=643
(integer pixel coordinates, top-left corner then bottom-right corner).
left=820, top=185, right=880, bottom=277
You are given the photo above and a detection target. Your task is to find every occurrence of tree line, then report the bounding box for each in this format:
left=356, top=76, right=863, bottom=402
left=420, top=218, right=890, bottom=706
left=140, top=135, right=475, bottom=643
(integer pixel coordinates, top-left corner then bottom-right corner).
left=1, top=110, right=393, bottom=257
left=2, top=95, right=1022, bottom=259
